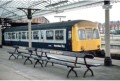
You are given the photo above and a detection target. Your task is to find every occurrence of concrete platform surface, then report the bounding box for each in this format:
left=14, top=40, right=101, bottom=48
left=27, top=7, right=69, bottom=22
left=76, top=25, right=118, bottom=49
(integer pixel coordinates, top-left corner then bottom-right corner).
left=0, top=46, right=120, bottom=80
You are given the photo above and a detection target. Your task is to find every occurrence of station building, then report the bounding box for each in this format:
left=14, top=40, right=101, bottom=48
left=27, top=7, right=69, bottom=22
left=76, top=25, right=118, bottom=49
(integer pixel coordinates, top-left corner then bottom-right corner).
left=98, top=21, right=120, bottom=34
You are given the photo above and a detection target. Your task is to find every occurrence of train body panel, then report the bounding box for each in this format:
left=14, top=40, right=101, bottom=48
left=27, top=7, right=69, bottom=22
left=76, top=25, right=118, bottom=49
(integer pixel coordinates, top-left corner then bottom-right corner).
left=3, top=20, right=101, bottom=54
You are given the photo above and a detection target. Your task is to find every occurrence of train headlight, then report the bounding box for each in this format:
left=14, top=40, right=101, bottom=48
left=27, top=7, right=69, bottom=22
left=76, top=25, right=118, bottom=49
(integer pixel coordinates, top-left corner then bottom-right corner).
left=81, top=46, right=84, bottom=51
left=97, top=45, right=100, bottom=49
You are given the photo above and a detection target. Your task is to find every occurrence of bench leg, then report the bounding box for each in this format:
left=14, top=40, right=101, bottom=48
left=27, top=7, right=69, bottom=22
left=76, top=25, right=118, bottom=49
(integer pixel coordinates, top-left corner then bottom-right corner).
left=83, top=67, right=94, bottom=77
left=52, top=62, right=54, bottom=66
left=34, top=60, right=43, bottom=68
left=45, top=61, right=48, bottom=67
left=67, top=67, right=78, bottom=78
left=24, top=58, right=32, bottom=65
left=9, top=54, right=16, bottom=60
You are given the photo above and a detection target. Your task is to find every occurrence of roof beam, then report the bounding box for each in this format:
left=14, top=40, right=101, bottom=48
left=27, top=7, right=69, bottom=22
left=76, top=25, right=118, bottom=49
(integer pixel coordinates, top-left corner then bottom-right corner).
left=0, top=0, right=12, bottom=8
left=1, top=7, right=21, bottom=19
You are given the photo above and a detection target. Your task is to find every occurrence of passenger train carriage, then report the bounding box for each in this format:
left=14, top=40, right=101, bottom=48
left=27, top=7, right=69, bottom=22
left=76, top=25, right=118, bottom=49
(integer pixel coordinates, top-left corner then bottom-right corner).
left=3, top=20, right=104, bottom=56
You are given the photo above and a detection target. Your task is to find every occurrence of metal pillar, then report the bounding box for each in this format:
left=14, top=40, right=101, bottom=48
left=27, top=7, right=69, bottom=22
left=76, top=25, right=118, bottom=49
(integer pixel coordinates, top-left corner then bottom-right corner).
left=103, top=1, right=112, bottom=66
left=17, top=8, right=40, bottom=48
left=27, top=9, right=32, bottom=48
left=28, top=19, right=32, bottom=48
left=0, top=25, right=2, bottom=48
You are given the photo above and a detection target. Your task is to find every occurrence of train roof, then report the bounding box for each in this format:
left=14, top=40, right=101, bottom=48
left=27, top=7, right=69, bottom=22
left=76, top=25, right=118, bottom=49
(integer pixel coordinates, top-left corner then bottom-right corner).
left=4, top=20, right=92, bottom=32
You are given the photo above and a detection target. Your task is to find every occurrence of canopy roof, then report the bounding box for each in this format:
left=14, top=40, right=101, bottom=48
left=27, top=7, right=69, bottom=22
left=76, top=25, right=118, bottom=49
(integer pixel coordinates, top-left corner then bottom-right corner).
left=0, top=0, right=118, bottom=21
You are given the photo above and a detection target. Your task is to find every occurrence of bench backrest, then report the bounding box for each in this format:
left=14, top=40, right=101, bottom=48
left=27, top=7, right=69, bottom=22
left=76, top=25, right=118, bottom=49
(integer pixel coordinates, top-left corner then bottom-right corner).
left=61, top=51, right=94, bottom=59
left=26, top=47, right=37, bottom=52
left=13, top=46, right=37, bottom=55
left=40, top=48, right=94, bottom=59
left=13, top=45, right=19, bottom=49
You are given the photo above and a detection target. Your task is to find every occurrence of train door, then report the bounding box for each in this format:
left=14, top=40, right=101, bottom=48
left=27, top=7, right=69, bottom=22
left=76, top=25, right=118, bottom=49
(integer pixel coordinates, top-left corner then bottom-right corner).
left=15, top=32, right=19, bottom=45
left=40, top=30, right=44, bottom=42
left=85, top=28, right=96, bottom=50
left=72, top=26, right=87, bottom=52
left=67, top=30, right=72, bottom=51
left=78, top=29, right=87, bottom=51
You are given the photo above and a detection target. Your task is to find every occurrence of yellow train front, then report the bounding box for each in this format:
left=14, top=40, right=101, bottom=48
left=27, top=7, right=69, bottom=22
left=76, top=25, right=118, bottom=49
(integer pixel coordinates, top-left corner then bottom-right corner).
left=71, top=21, right=103, bottom=56
left=3, top=20, right=104, bottom=57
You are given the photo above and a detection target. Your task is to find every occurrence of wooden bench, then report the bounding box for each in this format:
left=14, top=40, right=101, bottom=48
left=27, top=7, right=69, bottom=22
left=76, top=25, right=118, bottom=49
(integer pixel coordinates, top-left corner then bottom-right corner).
left=8, top=45, right=22, bottom=60
left=17, top=47, right=43, bottom=66
left=34, top=49, right=101, bottom=78
left=8, top=46, right=100, bottom=78
left=8, top=46, right=43, bottom=66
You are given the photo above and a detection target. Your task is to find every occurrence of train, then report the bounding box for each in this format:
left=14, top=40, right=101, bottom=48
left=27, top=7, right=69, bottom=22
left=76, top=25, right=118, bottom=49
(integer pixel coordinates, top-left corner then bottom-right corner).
left=3, top=20, right=105, bottom=57
left=110, top=30, right=120, bottom=35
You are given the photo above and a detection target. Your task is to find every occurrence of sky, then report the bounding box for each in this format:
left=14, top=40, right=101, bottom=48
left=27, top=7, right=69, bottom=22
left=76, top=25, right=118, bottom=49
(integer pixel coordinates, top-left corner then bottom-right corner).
left=44, top=2, right=120, bottom=23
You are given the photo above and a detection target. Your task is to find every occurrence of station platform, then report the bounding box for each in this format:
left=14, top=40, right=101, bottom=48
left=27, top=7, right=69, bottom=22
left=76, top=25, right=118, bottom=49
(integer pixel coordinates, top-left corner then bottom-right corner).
left=0, top=46, right=120, bottom=80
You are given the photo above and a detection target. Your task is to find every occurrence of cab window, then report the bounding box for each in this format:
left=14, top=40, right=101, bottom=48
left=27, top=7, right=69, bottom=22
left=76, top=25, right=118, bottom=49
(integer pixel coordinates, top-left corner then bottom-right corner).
left=86, top=28, right=93, bottom=40
left=93, top=29, right=99, bottom=39
left=87, top=32, right=93, bottom=40
left=79, top=30, right=86, bottom=40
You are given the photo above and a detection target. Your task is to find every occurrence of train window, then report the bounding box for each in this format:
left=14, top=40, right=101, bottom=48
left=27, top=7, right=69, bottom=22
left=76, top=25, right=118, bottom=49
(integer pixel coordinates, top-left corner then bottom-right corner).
left=93, top=29, right=99, bottom=39
left=27, top=32, right=28, bottom=39
left=55, top=30, right=64, bottom=40
left=41, top=31, right=43, bottom=39
left=46, top=30, right=54, bottom=40
left=22, top=32, right=26, bottom=39
left=16, top=33, right=18, bottom=39
left=87, top=32, right=93, bottom=40
left=33, top=31, right=39, bottom=40
left=68, top=31, right=71, bottom=40
left=12, top=32, right=15, bottom=39
left=8, top=33, right=12, bottom=39
left=5, top=33, right=7, bottom=39
left=18, top=32, right=21, bottom=39
left=78, top=30, right=86, bottom=40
